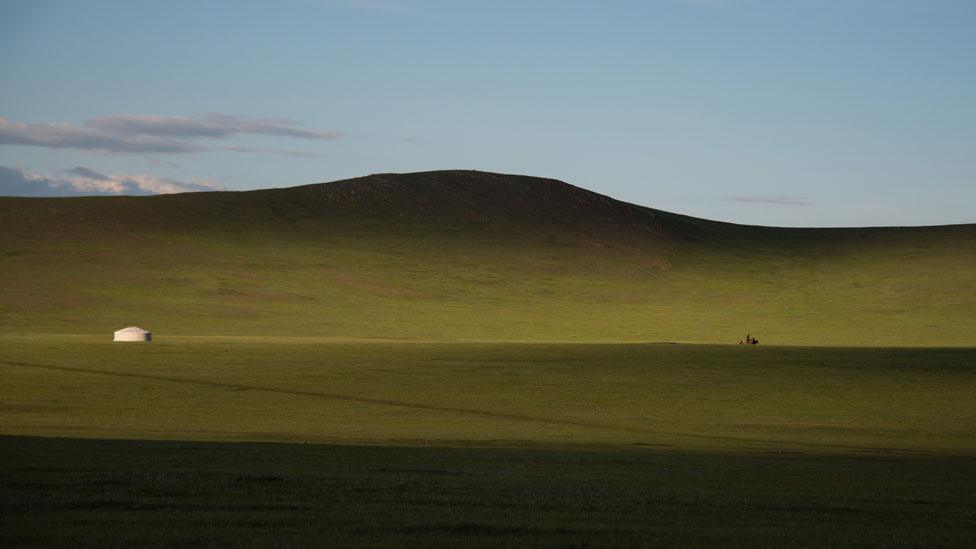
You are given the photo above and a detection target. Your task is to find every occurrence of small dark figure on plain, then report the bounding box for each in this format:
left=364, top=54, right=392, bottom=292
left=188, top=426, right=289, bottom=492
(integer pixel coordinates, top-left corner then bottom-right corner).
left=742, top=334, right=759, bottom=345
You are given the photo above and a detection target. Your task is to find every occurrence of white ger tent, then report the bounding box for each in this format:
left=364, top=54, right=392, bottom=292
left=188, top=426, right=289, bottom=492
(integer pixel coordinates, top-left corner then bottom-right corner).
left=113, top=326, right=151, bottom=342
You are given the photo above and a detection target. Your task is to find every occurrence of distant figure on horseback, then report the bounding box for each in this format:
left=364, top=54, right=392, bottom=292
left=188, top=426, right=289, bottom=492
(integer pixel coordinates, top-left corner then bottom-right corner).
left=743, top=334, right=759, bottom=345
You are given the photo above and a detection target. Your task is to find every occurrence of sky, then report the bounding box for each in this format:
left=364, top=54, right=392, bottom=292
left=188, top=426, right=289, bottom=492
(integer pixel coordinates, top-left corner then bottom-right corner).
left=1, top=0, right=973, bottom=227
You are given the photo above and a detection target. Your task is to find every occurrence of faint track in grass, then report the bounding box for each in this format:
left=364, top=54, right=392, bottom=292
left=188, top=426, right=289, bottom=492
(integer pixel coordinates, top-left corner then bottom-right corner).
left=0, top=360, right=940, bottom=455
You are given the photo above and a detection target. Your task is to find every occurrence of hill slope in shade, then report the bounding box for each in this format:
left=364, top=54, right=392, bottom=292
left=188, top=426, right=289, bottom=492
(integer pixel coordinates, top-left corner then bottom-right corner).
left=1, top=170, right=974, bottom=345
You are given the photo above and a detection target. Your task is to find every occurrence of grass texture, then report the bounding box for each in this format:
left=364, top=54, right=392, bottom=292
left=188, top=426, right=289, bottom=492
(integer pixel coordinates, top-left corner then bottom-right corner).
left=3, top=436, right=975, bottom=547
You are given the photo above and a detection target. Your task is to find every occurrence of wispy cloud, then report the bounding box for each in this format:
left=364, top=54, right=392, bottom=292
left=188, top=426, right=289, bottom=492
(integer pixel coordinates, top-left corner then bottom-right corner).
left=314, top=0, right=419, bottom=15
left=0, top=118, right=202, bottom=154
left=222, top=145, right=322, bottom=157
left=86, top=114, right=340, bottom=141
left=726, top=195, right=812, bottom=206
left=0, top=114, right=340, bottom=155
left=0, top=165, right=224, bottom=197
left=677, top=0, right=750, bottom=5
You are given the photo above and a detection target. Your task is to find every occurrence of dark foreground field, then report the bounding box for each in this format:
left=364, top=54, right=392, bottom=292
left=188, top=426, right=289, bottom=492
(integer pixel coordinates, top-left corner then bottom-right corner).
left=3, top=436, right=975, bottom=547
left=2, top=341, right=975, bottom=545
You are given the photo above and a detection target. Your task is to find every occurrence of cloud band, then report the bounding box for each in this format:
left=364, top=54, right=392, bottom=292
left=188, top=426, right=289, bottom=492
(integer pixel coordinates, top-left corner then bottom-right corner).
left=0, top=114, right=339, bottom=155
left=0, top=165, right=224, bottom=196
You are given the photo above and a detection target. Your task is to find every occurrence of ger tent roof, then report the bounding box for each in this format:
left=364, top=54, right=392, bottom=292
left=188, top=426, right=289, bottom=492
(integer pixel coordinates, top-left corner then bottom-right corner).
left=113, top=326, right=151, bottom=342
left=114, top=326, right=149, bottom=335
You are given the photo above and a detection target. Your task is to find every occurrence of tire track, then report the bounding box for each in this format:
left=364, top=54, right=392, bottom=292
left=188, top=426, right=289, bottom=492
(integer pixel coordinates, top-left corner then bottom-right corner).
left=0, top=360, right=937, bottom=455
left=1, top=360, right=660, bottom=434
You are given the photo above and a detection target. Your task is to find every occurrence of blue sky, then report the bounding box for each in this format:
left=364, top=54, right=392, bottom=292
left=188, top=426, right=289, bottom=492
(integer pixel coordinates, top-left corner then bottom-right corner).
left=1, top=0, right=973, bottom=227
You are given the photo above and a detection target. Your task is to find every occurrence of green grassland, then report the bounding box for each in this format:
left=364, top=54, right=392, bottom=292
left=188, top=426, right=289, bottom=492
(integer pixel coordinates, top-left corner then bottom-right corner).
left=2, top=338, right=974, bottom=452
left=1, top=170, right=974, bottom=345
left=2, top=171, right=975, bottom=545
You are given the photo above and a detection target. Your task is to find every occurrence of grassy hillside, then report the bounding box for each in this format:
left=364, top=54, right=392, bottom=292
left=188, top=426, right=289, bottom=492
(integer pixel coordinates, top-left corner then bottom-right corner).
left=1, top=170, right=974, bottom=345
left=2, top=171, right=974, bottom=546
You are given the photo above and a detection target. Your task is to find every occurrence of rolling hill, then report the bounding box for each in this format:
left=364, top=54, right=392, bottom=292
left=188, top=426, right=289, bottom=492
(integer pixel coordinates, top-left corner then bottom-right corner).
left=1, top=170, right=974, bottom=345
